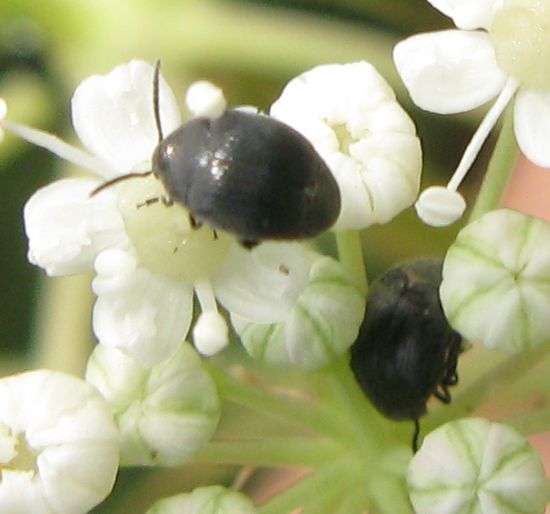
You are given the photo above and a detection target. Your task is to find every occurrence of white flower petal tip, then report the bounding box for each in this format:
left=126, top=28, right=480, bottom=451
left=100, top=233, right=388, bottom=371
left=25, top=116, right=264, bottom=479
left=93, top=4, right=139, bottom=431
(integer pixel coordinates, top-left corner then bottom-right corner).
left=270, top=61, right=422, bottom=231
left=86, top=343, right=220, bottom=467
left=408, top=418, right=550, bottom=514
left=146, top=486, right=258, bottom=514
left=393, top=30, right=506, bottom=114
left=415, top=186, right=466, bottom=227
left=186, top=81, right=227, bottom=119
left=213, top=242, right=311, bottom=324
left=514, top=89, right=550, bottom=168
left=232, top=255, right=365, bottom=370
left=71, top=59, right=182, bottom=174
left=427, top=0, right=502, bottom=30
left=24, top=178, right=127, bottom=276
left=0, top=370, right=119, bottom=514
left=441, top=209, right=550, bottom=352
left=193, top=311, right=229, bottom=356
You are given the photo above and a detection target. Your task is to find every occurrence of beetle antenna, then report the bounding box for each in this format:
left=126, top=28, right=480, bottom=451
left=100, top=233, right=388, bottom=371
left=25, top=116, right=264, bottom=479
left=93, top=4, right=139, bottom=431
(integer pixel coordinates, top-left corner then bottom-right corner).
left=89, top=171, right=153, bottom=197
left=153, top=59, right=164, bottom=142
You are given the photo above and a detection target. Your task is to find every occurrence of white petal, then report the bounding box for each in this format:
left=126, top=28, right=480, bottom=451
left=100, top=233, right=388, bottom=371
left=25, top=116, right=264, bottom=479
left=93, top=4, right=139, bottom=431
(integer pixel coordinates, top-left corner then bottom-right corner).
left=415, top=186, right=467, bottom=227
left=24, top=178, right=127, bottom=276
left=0, top=370, right=118, bottom=514
left=514, top=88, right=550, bottom=168
left=394, top=30, right=507, bottom=114
left=426, top=0, right=503, bottom=29
left=71, top=60, right=182, bottom=175
left=86, top=343, right=220, bottom=467
left=92, top=248, right=194, bottom=367
left=212, top=242, right=310, bottom=324
left=271, top=61, right=422, bottom=230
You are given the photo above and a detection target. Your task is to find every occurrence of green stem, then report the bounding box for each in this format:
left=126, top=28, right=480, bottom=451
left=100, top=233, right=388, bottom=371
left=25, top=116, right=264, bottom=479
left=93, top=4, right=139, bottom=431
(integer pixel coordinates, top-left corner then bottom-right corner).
left=258, top=458, right=350, bottom=514
left=424, top=344, right=550, bottom=432
left=325, top=358, right=393, bottom=453
left=468, top=106, right=518, bottom=222
left=336, top=230, right=368, bottom=296
left=195, top=437, right=340, bottom=468
left=207, top=364, right=353, bottom=443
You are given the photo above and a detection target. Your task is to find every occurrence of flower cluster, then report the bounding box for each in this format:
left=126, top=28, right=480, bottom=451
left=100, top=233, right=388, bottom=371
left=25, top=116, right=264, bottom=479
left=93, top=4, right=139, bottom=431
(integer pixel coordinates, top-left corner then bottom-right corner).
left=1, top=8, right=550, bottom=510
left=395, top=0, right=550, bottom=226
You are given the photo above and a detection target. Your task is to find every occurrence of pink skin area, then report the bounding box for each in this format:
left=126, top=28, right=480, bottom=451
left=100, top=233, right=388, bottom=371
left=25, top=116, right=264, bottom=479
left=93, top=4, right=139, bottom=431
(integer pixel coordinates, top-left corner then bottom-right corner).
left=503, top=154, right=550, bottom=513
left=501, top=154, right=550, bottom=222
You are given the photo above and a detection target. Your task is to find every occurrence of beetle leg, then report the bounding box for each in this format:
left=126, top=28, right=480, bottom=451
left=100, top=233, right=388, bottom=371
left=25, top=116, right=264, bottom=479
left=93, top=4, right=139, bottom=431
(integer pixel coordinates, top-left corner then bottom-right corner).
left=137, top=197, right=161, bottom=208
left=161, top=195, right=173, bottom=207
left=434, top=385, right=451, bottom=404
left=189, top=214, right=202, bottom=229
left=212, top=230, right=218, bottom=240
left=240, top=240, right=259, bottom=250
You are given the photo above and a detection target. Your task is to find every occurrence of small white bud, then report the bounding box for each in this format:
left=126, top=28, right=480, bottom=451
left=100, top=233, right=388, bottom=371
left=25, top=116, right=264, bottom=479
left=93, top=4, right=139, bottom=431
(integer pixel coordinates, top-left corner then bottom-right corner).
left=415, top=186, right=466, bottom=227
left=193, top=310, right=229, bottom=356
left=441, top=209, right=550, bottom=352
left=409, top=418, right=550, bottom=514
left=186, top=81, right=227, bottom=119
left=146, top=486, right=258, bottom=514
left=86, top=342, right=220, bottom=467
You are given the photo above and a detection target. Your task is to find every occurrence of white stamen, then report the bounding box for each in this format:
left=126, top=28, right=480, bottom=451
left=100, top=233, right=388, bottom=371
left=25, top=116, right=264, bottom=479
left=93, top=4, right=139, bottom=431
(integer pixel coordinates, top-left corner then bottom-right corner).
left=2, top=120, right=112, bottom=177
left=447, top=77, right=520, bottom=192
left=185, top=81, right=227, bottom=119
left=415, top=186, right=467, bottom=227
left=193, top=278, right=228, bottom=355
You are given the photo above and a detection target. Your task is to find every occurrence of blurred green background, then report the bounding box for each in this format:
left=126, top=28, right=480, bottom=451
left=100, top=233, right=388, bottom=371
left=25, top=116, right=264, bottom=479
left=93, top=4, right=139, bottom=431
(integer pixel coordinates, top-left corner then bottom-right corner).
left=0, top=1, right=495, bottom=511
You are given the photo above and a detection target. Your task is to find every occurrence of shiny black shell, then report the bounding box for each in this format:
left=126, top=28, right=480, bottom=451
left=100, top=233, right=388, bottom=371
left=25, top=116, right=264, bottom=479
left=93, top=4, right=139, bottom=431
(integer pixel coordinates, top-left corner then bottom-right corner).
left=350, top=259, right=462, bottom=421
left=152, top=109, right=341, bottom=244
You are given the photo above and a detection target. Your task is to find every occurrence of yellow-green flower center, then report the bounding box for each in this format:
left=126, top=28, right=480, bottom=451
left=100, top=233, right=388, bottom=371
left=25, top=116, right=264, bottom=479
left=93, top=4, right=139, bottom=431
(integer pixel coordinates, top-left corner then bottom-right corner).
left=490, top=0, right=550, bottom=90
left=117, top=175, right=231, bottom=282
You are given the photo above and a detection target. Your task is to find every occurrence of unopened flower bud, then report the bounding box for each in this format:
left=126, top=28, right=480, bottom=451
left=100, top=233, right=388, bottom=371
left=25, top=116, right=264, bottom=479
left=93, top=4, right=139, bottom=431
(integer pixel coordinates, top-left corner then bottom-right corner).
left=86, top=342, right=220, bottom=466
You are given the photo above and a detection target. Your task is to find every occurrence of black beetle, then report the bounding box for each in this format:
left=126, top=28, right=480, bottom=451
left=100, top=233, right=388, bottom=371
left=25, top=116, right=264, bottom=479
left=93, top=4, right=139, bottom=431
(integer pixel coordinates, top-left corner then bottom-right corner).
left=152, top=109, right=341, bottom=247
left=93, top=62, right=341, bottom=248
left=350, top=259, right=463, bottom=451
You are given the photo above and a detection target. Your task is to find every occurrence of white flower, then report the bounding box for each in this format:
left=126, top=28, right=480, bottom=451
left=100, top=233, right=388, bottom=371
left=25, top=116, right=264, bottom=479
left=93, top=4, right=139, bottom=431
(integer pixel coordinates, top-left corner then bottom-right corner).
left=86, top=342, right=220, bottom=467
left=395, top=0, right=550, bottom=226
left=440, top=208, right=550, bottom=352
left=146, top=486, right=257, bottom=514
left=270, top=61, right=422, bottom=231
left=2, top=60, right=311, bottom=366
left=408, top=418, right=550, bottom=514
left=0, top=370, right=119, bottom=514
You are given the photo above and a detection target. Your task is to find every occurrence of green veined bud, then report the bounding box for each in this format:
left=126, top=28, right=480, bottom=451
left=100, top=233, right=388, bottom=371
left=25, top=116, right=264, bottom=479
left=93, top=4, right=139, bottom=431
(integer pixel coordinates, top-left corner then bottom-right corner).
left=232, top=255, right=365, bottom=370
left=86, top=342, right=220, bottom=466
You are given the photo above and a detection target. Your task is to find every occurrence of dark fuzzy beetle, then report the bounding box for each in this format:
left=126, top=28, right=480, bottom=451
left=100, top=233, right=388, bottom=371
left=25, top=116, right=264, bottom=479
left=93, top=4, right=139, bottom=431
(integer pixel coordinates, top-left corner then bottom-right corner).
left=93, top=63, right=341, bottom=247
left=350, top=259, right=463, bottom=452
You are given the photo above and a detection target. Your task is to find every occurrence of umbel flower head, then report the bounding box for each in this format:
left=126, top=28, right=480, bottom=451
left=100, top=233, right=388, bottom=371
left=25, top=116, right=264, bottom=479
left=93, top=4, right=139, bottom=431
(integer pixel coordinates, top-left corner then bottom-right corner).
left=2, top=60, right=319, bottom=366
left=394, top=0, right=550, bottom=226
